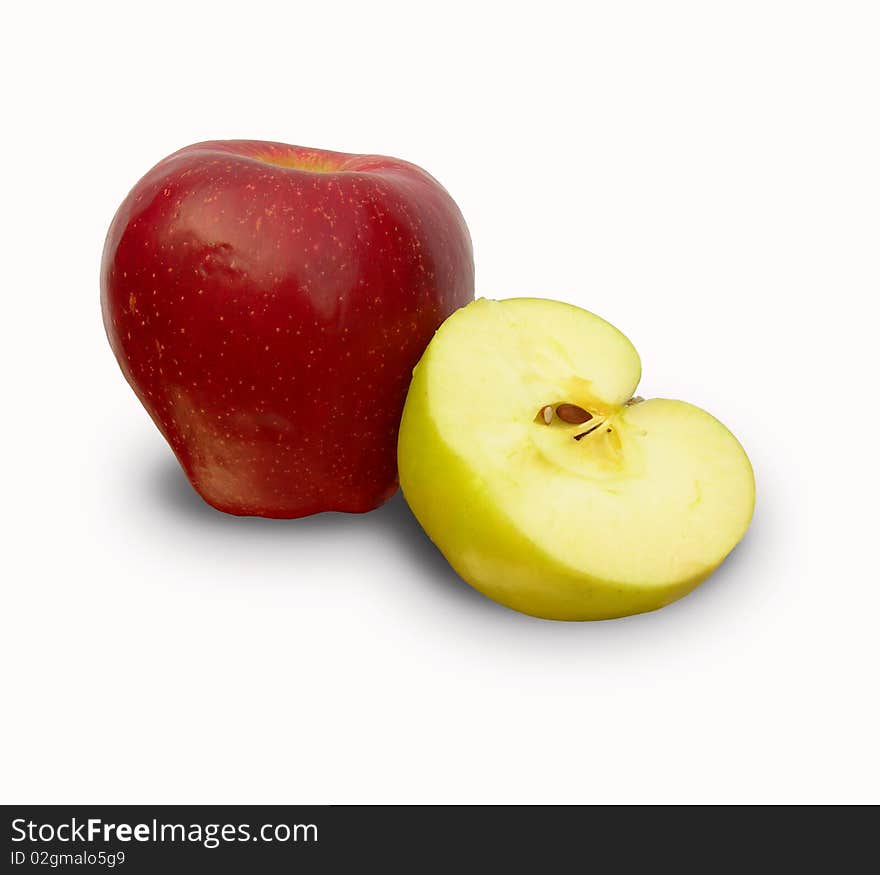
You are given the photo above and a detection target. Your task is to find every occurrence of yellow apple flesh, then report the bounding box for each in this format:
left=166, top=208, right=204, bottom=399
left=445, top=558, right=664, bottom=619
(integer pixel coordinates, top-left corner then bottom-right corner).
left=397, top=298, right=755, bottom=620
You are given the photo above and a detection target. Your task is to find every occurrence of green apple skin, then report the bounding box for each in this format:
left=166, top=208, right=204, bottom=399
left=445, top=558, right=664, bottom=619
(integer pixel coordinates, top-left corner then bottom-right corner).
left=399, top=363, right=717, bottom=621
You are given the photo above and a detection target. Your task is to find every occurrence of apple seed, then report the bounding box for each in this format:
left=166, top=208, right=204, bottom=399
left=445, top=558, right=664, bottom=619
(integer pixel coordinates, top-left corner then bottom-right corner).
left=540, top=405, right=554, bottom=425
left=556, top=404, right=592, bottom=424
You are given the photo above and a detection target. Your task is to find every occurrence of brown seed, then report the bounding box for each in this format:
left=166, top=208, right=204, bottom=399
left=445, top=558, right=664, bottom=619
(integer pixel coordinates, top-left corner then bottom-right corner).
left=556, top=404, right=592, bottom=424
left=540, top=405, right=553, bottom=425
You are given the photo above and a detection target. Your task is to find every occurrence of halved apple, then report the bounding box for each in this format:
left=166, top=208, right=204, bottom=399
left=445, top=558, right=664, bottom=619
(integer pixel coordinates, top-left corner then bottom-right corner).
left=397, top=297, right=755, bottom=620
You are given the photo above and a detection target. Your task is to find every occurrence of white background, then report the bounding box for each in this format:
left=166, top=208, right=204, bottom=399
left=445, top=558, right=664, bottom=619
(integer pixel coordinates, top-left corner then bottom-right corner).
left=2, top=1, right=878, bottom=803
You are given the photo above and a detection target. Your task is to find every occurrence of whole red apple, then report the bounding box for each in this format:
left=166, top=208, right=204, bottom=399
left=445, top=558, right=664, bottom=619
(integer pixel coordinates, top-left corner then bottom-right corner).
left=101, top=140, right=474, bottom=517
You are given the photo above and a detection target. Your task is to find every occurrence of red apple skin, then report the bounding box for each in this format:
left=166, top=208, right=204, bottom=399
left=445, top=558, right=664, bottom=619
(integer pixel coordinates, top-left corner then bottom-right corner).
left=101, top=140, right=474, bottom=517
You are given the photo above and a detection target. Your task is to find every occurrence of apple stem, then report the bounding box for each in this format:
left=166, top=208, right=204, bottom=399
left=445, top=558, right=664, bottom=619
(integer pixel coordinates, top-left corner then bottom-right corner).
left=573, top=421, right=605, bottom=441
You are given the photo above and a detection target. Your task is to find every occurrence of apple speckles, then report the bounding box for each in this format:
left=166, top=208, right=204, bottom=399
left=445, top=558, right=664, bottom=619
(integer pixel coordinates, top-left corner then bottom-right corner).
left=101, top=139, right=473, bottom=516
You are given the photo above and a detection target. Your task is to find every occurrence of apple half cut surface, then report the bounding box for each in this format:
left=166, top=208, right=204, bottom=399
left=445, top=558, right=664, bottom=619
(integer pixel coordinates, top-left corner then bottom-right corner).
left=398, top=297, right=755, bottom=620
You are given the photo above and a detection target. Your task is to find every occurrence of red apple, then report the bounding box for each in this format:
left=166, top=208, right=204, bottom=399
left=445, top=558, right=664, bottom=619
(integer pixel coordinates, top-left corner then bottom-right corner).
left=101, top=140, right=474, bottom=517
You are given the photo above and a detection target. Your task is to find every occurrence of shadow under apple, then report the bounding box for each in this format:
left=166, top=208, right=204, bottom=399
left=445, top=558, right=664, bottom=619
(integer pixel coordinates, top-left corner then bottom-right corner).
left=149, top=454, right=492, bottom=610
left=149, top=454, right=759, bottom=627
